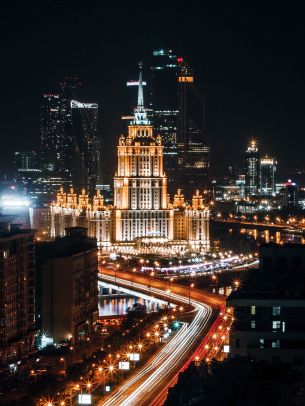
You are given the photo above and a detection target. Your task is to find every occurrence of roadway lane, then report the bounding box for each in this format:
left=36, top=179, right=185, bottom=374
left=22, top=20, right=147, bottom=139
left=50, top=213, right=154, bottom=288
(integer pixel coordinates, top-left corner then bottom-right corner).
left=98, top=269, right=225, bottom=406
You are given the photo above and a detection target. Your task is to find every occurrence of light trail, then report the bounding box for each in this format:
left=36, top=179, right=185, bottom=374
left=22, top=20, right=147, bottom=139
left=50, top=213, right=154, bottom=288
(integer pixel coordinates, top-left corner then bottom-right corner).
left=99, top=274, right=213, bottom=406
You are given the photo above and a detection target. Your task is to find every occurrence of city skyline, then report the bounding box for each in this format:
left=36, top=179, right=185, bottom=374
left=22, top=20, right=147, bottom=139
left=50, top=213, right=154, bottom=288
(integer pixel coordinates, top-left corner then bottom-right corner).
left=1, top=2, right=305, bottom=177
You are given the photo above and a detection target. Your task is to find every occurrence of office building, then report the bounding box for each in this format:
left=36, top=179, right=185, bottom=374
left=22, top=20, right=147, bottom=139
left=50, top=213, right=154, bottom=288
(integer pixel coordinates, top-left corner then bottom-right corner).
left=36, top=227, right=98, bottom=344
left=40, top=79, right=101, bottom=197
left=69, top=100, right=101, bottom=194
left=227, top=243, right=305, bottom=368
left=283, top=179, right=299, bottom=207
left=245, top=139, right=260, bottom=196
left=14, top=151, right=41, bottom=185
left=150, top=49, right=179, bottom=194
left=51, top=65, right=210, bottom=255
left=177, top=57, right=210, bottom=198
left=0, top=218, right=36, bottom=365
left=259, top=156, right=277, bottom=195
left=40, top=93, right=63, bottom=176
left=149, top=50, right=210, bottom=197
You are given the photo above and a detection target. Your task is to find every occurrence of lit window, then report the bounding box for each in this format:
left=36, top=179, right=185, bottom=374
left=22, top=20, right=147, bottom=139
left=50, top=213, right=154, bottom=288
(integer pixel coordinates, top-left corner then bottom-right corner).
left=259, top=338, right=264, bottom=348
left=251, top=305, right=256, bottom=315
left=251, top=320, right=256, bottom=329
left=272, top=340, right=280, bottom=348
left=273, top=306, right=281, bottom=316
left=272, top=321, right=281, bottom=331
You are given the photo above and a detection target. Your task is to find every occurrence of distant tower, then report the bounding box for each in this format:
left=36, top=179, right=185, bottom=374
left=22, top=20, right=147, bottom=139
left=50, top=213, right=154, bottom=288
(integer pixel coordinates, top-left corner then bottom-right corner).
left=150, top=49, right=179, bottom=194
left=177, top=57, right=210, bottom=198
left=259, top=156, right=277, bottom=195
left=40, top=93, right=62, bottom=175
left=245, top=139, right=260, bottom=196
left=150, top=50, right=210, bottom=198
left=69, top=100, right=100, bottom=194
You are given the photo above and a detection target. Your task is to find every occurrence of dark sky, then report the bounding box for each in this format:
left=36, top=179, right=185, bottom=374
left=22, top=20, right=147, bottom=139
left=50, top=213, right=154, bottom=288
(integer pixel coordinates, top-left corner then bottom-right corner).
left=1, top=1, right=305, bottom=177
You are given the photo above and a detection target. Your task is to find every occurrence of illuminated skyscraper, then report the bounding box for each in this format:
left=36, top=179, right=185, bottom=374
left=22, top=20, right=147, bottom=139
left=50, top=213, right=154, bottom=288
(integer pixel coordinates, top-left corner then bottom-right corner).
left=40, top=79, right=101, bottom=195
left=150, top=50, right=210, bottom=198
left=245, top=139, right=260, bottom=196
left=69, top=100, right=100, bottom=194
left=259, top=156, right=277, bottom=195
left=40, top=93, right=62, bottom=175
left=150, top=49, right=179, bottom=194
left=177, top=57, right=210, bottom=198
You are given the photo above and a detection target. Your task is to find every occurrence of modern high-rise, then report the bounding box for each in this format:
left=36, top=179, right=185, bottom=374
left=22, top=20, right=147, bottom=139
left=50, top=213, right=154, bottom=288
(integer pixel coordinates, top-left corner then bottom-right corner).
left=40, top=79, right=101, bottom=196
left=40, top=93, right=62, bottom=175
left=0, top=218, right=36, bottom=365
left=150, top=49, right=179, bottom=194
left=176, top=57, right=210, bottom=198
left=259, top=156, right=277, bottom=195
left=149, top=49, right=210, bottom=198
left=69, top=100, right=101, bottom=194
left=245, top=139, right=260, bottom=196
left=14, top=151, right=41, bottom=186
left=51, top=65, right=210, bottom=255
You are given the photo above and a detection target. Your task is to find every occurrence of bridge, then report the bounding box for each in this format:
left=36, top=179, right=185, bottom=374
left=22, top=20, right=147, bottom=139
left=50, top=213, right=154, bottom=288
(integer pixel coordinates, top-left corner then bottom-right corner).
left=98, top=267, right=225, bottom=406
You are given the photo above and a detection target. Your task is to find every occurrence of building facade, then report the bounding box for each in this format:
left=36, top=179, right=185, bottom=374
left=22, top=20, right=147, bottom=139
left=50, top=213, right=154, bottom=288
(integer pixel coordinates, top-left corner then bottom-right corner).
left=51, top=66, right=210, bottom=255
left=245, top=139, right=260, bottom=196
left=40, top=80, right=101, bottom=198
left=227, top=244, right=305, bottom=369
left=259, top=156, right=277, bottom=195
left=36, top=227, right=98, bottom=344
left=0, top=219, right=36, bottom=365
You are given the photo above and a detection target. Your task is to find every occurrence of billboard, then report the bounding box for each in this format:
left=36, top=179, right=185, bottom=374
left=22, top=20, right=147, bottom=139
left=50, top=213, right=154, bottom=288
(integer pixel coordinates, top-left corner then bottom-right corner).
left=119, top=361, right=130, bottom=370
left=78, top=394, right=92, bottom=405
left=129, top=353, right=140, bottom=361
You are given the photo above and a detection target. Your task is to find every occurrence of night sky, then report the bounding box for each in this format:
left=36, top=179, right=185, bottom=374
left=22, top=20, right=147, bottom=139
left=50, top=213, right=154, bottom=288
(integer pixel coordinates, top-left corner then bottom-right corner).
left=1, top=1, right=305, bottom=177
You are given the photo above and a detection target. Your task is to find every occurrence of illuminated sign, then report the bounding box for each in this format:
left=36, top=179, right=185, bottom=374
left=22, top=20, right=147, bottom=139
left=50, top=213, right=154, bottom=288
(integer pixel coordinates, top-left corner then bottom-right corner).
left=71, top=100, right=98, bottom=109
left=126, top=81, right=147, bottom=86
left=178, top=76, right=194, bottom=83
left=78, top=394, right=92, bottom=404
left=129, top=353, right=140, bottom=361
left=119, top=361, right=130, bottom=370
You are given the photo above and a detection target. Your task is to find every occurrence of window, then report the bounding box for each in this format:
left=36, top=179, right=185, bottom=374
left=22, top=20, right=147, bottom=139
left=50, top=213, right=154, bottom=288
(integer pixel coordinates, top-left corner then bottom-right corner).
left=259, top=338, right=264, bottom=348
left=282, top=321, right=286, bottom=333
left=273, top=306, right=281, bottom=316
left=272, top=340, right=280, bottom=348
left=251, top=320, right=256, bottom=329
left=251, top=305, right=256, bottom=315
left=272, top=320, right=281, bottom=331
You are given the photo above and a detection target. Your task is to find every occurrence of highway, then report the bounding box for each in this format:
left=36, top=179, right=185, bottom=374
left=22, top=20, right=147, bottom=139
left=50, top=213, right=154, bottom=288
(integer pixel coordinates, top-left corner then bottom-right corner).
left=98, top=268, right=225, bottom=406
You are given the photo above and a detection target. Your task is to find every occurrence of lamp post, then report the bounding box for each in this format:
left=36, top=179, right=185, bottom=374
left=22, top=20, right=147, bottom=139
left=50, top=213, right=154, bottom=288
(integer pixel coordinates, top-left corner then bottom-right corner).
left=98, top=367, right=106, bottom=395
left=149, top=271, right=155, bottom=295
left=60, top=357, right=66, bottom=374
left=189, top=283, right=194, bottom=305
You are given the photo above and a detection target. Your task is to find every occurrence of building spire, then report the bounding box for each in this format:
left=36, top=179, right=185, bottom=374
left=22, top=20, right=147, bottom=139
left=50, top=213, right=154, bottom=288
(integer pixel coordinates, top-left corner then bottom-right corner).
left=137, top=62, right=144, bottom=108
left=131, top=62, right=150, bottom=126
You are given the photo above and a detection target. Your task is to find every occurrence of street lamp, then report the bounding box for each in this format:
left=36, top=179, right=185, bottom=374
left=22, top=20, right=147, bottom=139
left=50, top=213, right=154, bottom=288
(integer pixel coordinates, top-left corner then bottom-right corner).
left=167, top=289, right=171, bottom=304
left=60, top=357, right=66, bottom=373
left=149, top=271, right=155, bottom=295
left=115, top=263, right=120, bottom=283
left=189, top=283, right=194, bottom=305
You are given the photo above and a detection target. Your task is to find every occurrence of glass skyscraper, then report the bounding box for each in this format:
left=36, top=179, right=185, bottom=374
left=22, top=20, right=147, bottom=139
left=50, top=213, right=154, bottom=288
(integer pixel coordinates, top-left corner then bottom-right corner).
left=259, top=156, right=277, bottom=195
left=245, top=139, right=260, bottom=196
left=149, top=49, right=210, bottom=198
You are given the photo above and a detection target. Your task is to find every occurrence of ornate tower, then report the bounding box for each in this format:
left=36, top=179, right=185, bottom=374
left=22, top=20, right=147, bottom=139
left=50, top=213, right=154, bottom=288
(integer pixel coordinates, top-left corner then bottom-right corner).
left=113, top=64, right=172, bottom=242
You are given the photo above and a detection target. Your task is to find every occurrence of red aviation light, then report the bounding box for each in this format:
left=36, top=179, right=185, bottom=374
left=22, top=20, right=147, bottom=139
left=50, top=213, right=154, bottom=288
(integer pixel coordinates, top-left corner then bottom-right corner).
left=177, top=57, right=184, bottom=63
